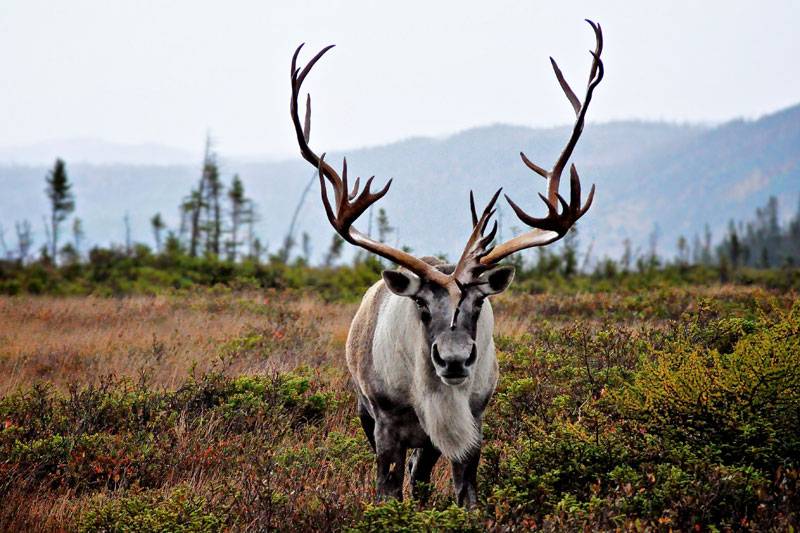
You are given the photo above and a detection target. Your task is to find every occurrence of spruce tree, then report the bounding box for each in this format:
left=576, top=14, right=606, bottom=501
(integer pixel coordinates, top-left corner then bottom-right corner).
left=376, top=208, right=394, bottom=244
left=301, top=232, right=312, bottom=264
left=15, top=220, right=33, bottom=263
left=0, top=224, right=8, bottom=259
left=45, top=158, right=75, bottom=263
left=323, top=234, right=344, bottom=267
left=227, top=175, right=247, bottom=261
left=151, top=213, right=165, bottom=253
left=205, top=162, right=223, bottom=256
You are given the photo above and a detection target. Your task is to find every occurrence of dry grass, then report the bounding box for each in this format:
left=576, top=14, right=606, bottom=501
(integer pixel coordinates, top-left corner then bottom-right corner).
left=0, top=288, right=477, bottom=528
left=0, top=290, right=356, bottom=396
left=1, top=285, right=770, bottom=396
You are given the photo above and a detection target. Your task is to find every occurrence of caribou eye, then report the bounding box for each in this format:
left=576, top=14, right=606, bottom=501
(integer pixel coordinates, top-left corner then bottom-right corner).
left=413, top=298, right=432, bottom=323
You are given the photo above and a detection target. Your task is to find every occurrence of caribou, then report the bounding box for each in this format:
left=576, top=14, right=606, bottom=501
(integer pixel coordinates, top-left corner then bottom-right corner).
left=289, top=20, right=604, bottom=506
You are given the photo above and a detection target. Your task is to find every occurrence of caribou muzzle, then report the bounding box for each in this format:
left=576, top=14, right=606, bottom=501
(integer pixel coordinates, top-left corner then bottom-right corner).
left=431, top=331, right=477, bottom=386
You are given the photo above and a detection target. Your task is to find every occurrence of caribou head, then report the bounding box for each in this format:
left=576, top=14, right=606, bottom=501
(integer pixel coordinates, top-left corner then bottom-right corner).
left=289, top=19, right=604, bottom=506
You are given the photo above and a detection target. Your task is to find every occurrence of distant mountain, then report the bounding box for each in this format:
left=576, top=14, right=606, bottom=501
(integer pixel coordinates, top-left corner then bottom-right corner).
left=1, top=104, right=798, bottom=264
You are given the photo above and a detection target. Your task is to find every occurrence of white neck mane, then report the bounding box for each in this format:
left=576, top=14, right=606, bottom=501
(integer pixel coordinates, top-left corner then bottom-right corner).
left=414, top=376, right=481, bottom=461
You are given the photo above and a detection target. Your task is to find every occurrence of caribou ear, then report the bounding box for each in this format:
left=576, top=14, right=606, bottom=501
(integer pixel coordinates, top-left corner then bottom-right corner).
left=382, top=270, right=422, bottom=297
left=478, top=265, right=515, bottom=295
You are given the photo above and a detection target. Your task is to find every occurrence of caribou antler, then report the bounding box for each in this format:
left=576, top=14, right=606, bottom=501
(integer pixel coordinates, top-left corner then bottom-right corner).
left=451, top=189, right=501, bottom=285
left=291, top=44, right=451, bottom=286
left=290, top=20, right=603, bottom=288
left=480, top=19, right=603, bottom=265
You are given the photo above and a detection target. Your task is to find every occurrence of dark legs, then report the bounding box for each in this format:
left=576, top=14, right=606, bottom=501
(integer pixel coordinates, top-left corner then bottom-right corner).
left=357, top=398, right=376, bottom=452
left=356, top=395, right=481, bottom=507
left=374, top=421, right=407, bottom=500
left=357, top=397, right=406, bottom=499
left=451, top=445, right=481, bottom=508
left=407, top=444, right=441, bottom=503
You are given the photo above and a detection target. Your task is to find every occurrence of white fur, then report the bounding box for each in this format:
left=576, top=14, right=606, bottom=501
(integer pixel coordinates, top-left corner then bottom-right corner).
left=372, top=293, right=498, bottom=460
left=415, top=386, right=480, bottom=461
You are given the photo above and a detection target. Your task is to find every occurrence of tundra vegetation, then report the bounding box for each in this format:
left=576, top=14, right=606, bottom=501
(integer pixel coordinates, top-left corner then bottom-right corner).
left=0, top=275, right=798, bottom=531
left=1, top=26, right=799, bottom=533
left=0, top=128, right=800, bottom=531
left=1, top=156, right=799, bottom=533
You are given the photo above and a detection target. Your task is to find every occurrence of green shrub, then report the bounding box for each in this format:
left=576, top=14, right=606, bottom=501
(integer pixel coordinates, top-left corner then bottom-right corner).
left=352, top=500, right=483, bottom=533
left=78, top=486, right=228, bottom=533
left=617, top=302, right=800, bottom=468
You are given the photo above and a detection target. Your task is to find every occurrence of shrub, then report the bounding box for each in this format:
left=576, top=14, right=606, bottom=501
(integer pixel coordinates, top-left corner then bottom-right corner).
left=617, top=301, right=800, bottom=469
left=78, top=486, right=228, bottom=533
left=352, top=500, right=483, bottom=533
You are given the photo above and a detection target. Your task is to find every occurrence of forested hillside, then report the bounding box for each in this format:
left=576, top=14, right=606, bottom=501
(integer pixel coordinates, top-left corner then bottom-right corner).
left=1, top=104, right=798, bottom=264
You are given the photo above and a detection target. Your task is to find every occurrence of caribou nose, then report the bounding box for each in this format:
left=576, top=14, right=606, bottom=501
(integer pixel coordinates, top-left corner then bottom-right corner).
left=464, top=343, right=477, bottom=367
left=431, top=343, right=446, bottom=368
left=443, top=360, right=466, bottom=377
left=431, top=342, right=474, bottom=378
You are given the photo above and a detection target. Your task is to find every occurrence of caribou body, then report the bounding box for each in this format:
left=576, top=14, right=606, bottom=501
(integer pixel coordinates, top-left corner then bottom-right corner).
left=347, top=258, right=512, bottom=505
left=289, top=20, right=605, bottom=506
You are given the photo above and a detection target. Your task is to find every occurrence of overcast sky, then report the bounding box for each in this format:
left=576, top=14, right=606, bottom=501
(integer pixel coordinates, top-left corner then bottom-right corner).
left=1, top=1, right=797, bottom=158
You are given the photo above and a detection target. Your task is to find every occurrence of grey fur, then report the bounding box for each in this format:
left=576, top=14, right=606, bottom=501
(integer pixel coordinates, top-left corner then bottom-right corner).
left=346, top=257, right=513, bottom=506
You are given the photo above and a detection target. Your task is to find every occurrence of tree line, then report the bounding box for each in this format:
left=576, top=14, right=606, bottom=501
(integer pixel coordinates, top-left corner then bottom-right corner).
left=717, top=196, right=800, bottom=269
left=1, top=148, right=798, bottom=279
left=0, top=139, right=399, bottom=269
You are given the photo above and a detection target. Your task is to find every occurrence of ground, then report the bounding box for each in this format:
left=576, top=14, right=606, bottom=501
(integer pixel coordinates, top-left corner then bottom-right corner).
left=1, top=285, right=798, bottom=531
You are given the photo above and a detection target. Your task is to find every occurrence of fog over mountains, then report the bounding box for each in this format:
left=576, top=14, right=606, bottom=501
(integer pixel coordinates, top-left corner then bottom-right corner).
left=1, top=103, right=798, bottom=264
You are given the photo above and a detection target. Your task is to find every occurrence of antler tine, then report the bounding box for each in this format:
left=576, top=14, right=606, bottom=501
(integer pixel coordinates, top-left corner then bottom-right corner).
left=291, top=44, right=452, bottom=287
left=453, top=189, right=501, bottom=283
left=349, top=173, right=361, bottom=201
left=586, top=20, right=603, bottom=83
left=469, top=191, right=478, bottom=227
left=290, top=44, right=341, bottom=189
left=318, top=154, right=392, bottom=239
left=317, top=154, right=339, bottom=232
left=550, top=57, right=581, bottom=116
left=547, top=18, right=604, bottom=203
left=480, top=20, right=604, bottom=266
left=520, top=152, right=549, bottom=179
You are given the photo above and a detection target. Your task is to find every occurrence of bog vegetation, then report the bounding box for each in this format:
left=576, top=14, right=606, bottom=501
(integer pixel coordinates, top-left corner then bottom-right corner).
left=1, top=283, right=798, bottom=531
left=1, top=160, right=799, bottom=531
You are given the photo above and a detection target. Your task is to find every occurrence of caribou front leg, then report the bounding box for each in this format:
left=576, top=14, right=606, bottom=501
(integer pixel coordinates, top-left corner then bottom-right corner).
left=357, top=396, right=376, bottom=452
left=375, top=421, right=407, bottom=500
left=451, top=442, right=481, bottom=507
left=408, top=443, right=441, bottom=503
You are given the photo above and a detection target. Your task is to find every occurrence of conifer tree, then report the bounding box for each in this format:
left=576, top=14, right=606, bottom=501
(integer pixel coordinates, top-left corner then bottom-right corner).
left=227, top=174, right=248, bottom=261
left=376, top=208, right=394, bottom=244
left=123, top=212, right=132, bottom=255
left=45, top=158, right=75, bottom=263
left=185, top=136, right=215, bottom=257
left=204, top=162, right=223, bottom=256
left=301, top=232, right=312, bottom=264
left=0, top=224, right=8, bottom=260
left=151, top=213, right=165, bottom=253
left=561, top=226, right=578, bottom=278
left=323, top=234, right=344, bottom=267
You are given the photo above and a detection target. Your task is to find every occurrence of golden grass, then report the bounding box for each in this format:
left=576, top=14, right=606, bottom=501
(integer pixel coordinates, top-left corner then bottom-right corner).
left=0, top=292, right=356, bottom=396
left=0, top=284, right=772, bottom=396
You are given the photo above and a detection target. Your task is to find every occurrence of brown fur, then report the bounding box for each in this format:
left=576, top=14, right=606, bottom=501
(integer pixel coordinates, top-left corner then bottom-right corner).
left=345, top=280, right=389, bottom=401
